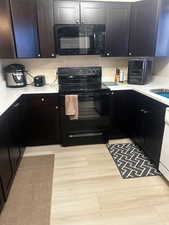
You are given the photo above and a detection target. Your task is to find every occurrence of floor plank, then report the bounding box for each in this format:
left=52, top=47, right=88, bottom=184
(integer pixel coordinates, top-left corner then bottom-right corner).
left=24, top=139, right=169, bottom=225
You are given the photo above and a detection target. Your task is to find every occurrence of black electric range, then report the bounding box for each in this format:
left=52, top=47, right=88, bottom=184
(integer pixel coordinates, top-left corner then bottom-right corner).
left=58, top=67, right=111, bottom=147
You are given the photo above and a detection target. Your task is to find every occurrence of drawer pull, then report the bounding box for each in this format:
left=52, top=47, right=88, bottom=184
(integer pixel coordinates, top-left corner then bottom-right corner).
left=56, top=106, right=59, bottom=109
left=41, top=98, right=45, bottom=102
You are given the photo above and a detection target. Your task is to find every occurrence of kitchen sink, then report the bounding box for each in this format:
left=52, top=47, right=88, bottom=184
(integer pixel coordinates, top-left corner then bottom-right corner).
left=151, top=89, right=169, bottom=99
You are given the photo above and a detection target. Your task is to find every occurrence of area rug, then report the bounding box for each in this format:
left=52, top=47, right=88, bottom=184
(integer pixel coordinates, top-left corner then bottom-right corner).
left=0, top=154, right=55, bottom=225
left=107, top=143, right=161, bottom=179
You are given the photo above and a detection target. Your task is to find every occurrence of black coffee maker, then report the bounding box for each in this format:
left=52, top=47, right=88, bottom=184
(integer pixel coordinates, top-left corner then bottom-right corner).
left=4, top=64, right=27, bottom=88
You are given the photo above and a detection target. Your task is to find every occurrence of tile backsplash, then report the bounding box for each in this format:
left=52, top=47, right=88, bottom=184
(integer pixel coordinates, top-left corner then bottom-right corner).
left=1, top=56, right=128, bottom=85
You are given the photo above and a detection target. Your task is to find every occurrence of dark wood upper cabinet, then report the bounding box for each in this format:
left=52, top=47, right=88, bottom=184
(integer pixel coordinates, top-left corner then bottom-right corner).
left=81, top=2, right=105, bottom=24
left=104, top=3, right=131, bottom=56
left=155, top=0, right=169, bottom=56
left=129, top=0, right=159, bottom=57
left=53, top=1, right=105, bottom=25
left=37, top=0, right=55, bottom=58
left=0, top=0, right=15, bottom=58
left=10, top=0, right=40, bottom=58
left=54, top=1, right=80, bottom=24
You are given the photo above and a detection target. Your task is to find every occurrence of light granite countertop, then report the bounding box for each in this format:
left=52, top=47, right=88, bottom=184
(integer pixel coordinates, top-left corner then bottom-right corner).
left=0, top=82, right=169, bottom=117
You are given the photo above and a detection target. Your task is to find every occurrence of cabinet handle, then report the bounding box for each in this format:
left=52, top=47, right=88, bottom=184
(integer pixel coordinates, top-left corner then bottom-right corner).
left=112, top=92, right=114, bottom=95
left=129, top=52, right=132, bottom=56
left=51, top=53, right=55, bottom=57
left=56, top=106, right=59, bottom=109
left=106, top=52, right=110, bottom=56
left=13, top=103, right=20, bottom=108
left=38, top=54, right=41, bottom=57
left=41, top=98, right=45, bottom=102
left=140, top=109, right=149, bottom=114
left=143, top=110, right=149, bottom=114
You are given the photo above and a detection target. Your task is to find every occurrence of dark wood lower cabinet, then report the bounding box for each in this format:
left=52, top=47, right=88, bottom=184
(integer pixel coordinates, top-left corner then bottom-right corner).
left=113, top=90, right=167, bottom=168
left=0, top=180, right=5, bottom=213
left=0, top=97, right=25, bottom=200
left=24, top=94, right=60, bottom=146
left=0, top=114, right=13, bottom=199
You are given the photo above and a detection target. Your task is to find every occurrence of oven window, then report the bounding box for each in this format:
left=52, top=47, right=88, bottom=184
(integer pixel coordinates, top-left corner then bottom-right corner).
left=60, top=37, right=90, bottom=49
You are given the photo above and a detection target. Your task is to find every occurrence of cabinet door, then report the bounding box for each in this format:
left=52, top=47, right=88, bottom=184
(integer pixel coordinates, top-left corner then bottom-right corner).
left=104, top=3, right=131, bottom=56
left=7, top=101, right=22, bottom=173
left=10, top=0, right=40, bottom=58
left=114, top=90, right=136, bottom=138
left=0, top=0, right=15, bottom=58
left=37, top=0, right=55, bottom=58
left=80, top=2, right=105, bottom=24
left=0, top=180, right=5, bottom=213
left=54, top=1, right=80, bottom=24
left=129, top=0, right=159, bottom=57
left=143, top=97, right=166, bottom=167
left=0, top=115, right=12, bottom=199
left=25, top=94, right=60, bottom=146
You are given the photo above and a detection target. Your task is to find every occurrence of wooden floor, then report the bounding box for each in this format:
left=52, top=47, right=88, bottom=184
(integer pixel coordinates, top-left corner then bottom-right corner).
left=25, top=139, right=169, bottom=225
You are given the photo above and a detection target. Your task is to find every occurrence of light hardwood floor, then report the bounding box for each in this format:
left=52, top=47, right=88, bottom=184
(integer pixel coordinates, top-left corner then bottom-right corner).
left=25, top=139, right=169, bottom=225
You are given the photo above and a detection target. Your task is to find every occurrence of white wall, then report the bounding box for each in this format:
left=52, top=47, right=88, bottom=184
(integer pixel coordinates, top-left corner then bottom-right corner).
left=153, top=57, right=169, bottom=84
left=1, top=56, right=128, bottom=84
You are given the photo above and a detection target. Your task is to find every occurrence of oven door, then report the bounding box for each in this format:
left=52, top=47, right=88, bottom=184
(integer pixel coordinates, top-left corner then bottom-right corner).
left=54, top=24, right=105, bottom=55
left=59, top=90, right=111, bottom=146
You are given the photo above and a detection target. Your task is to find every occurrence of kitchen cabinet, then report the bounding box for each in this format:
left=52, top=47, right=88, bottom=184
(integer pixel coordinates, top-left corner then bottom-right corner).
left=7, top=99, right=24, bottom=173
left=10, top=0, right=40, bottom=58
left=0, top=180, right=5, bottom=213
left=137, top=94, right=166, bottom=167
left=0, top=113, right=13, bottom=199
left=54, top=1, right=80, bottom=24
left=129, top=0, right=159, bottom=57
left=0, top=0, right=16, bottom=58
left=80, top=2, right=105, bottom=24
left=54, top=1, right=105, bottom=25
left=37, top=0, right=55, bottom=58
left=104, top=3, right=131, bottom=56
left=114, top=90, right=167, bottom=167
left=112, top=90, right=136, bottom=138
left=129, top=0, right=169, bottom=57
left=0, top=97, right=25, bottom=199
left=25, top=94, right=60, bottom=146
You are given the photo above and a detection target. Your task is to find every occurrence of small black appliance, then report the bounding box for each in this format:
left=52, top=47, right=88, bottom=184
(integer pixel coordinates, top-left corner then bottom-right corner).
left=4, top=64, right=27, bottom=88
left=34, top=75, right=46, bottom=87
left=128, top=59, right=153, bottom=85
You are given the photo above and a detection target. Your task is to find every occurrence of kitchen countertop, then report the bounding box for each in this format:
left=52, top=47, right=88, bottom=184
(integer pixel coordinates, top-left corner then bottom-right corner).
left=0, top=82, right=169, bottom=117
left=0, top=84, right=59, bottom=116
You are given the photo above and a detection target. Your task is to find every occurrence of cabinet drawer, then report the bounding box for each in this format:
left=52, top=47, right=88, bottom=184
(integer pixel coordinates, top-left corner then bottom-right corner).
left=25, top=94, right=59, bottom=106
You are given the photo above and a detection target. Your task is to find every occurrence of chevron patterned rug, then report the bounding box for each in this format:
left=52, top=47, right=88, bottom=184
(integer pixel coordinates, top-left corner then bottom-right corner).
left=108, top=143, right=161, bottom=179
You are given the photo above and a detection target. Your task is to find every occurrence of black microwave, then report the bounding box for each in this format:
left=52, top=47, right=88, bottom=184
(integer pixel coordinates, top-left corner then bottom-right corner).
left=54, top=24, right=105, bottom=55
